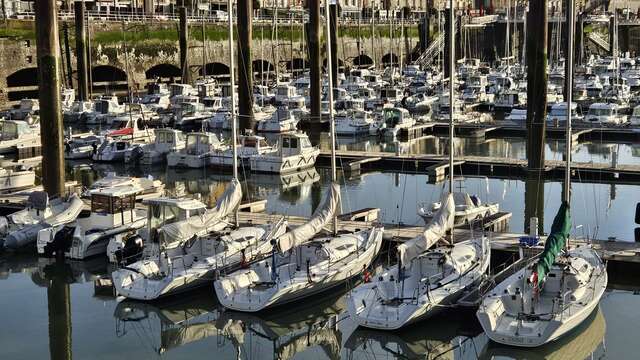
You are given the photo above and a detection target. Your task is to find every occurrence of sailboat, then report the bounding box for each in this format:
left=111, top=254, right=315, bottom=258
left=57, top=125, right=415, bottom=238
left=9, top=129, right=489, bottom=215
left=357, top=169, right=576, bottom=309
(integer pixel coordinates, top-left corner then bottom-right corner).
left=213, top=2, right=384, bottom=312
left=475, top=0, right=608, bottom=347
left=345, top=5, right=490, bottom=330
left=112, top=5, right=285, bottom=301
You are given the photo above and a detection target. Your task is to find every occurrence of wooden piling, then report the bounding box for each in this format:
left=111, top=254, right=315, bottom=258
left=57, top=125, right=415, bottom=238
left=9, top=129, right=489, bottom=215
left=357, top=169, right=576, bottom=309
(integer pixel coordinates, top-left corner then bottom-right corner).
left=62, top=22, right=73, bottom=89
left=35, top=0, right=65, bottom=197
left=74, top=1, right=89, bottom=101
left=179, top=7, right=191, bottom=84
left=237, top=0, right=254, bottom=132
left=524, top=0, right=548, bottom=234
left=307, top=0, right=322, bottom=121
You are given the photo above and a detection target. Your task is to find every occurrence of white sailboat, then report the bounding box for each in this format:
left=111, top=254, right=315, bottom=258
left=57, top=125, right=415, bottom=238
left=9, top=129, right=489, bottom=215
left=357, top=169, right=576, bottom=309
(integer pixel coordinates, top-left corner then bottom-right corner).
left=213, top=2, right=384, bottom=312
left=346, top=5, right=490, bottom=330
left=112, top=4, right=283, bottom=301
left=476, top=1, right=608, bottom=347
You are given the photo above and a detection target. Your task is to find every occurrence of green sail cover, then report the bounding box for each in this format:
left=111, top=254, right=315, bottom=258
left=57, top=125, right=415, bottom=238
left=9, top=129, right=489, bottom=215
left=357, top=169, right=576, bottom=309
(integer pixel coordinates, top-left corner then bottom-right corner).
left=535, top=202, right=571, bottom=287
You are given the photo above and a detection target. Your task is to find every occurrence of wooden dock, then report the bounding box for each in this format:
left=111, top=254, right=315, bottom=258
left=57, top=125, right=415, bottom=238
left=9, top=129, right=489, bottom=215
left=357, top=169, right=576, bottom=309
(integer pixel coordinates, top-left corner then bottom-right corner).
left=236, top=211, right=640, bottom=265
left=317, top=150, right=640, bottom=184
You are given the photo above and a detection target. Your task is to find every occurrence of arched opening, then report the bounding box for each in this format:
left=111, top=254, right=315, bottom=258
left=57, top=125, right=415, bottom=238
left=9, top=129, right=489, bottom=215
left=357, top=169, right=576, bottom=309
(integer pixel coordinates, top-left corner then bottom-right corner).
left=322, top=58, right=346, bottom=73
left=145, top=63, right=181, bottom=82
left=252, top=59, right=275, bottom=83
left=91, top=65, right=129, bottom=94
left=286, top=58, right=308, bottom=75
left=381, top=53, right=400, bottom=67
left=6, top=67, right=39, bottom=101
left=200, top=62, right=230, bottom=80
left=352, top=54, right=374, bottom=68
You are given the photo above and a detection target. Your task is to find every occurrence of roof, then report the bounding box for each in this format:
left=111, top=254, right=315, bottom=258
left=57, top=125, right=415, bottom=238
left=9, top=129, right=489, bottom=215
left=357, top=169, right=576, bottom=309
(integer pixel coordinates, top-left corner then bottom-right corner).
left=89, top=184, right=143, bottom=197
left=143, top=197, right=205, bottom=211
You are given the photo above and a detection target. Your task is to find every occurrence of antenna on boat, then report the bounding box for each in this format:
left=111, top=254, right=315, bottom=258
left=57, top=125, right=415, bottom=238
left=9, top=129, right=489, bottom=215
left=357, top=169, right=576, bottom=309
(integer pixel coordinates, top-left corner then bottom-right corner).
left=325, top=0, right=338, bottom=236
left=448, top=0, right=455, bottom=245
left=565, top=0, right=574, bottom=249
left=228, top=0, right=239, bottom=227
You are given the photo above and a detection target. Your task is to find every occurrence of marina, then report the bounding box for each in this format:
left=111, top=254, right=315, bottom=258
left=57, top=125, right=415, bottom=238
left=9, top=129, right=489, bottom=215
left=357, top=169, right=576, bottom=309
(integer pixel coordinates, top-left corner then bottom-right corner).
left=2, top=0, right=640, bottom=358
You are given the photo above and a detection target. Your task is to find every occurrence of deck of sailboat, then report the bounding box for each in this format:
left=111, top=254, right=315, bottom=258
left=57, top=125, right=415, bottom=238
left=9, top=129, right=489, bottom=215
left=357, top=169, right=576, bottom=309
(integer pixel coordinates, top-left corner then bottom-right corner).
left=235, top=211, right=640, bottom=264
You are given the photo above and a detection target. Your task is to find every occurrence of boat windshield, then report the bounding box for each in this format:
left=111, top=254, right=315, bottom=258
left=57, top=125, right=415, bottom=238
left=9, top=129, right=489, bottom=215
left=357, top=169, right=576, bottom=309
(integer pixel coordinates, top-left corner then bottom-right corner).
left=589, top=107, right=613, bottom=116
left=384, top=109, right=402, bottom=127
left=0, top=122, right=19, bottom=140
left=148, top=203, right=185, bottom=237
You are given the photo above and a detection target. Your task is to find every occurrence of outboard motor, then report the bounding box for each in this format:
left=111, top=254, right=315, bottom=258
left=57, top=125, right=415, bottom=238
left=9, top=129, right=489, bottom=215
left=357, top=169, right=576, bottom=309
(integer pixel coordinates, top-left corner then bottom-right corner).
left=40, top=226, right=75, bottom=257
left=113, top=234, right=144, bottom=265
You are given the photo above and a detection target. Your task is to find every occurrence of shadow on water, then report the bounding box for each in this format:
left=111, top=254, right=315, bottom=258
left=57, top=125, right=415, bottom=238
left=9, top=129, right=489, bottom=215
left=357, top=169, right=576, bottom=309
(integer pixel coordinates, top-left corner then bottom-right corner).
left=478, top=307, right=606, bottom=360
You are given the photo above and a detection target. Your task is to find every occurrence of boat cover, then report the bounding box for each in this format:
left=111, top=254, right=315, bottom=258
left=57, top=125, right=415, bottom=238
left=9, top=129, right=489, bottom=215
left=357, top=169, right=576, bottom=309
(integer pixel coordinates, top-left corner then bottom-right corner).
left=159, top=179, right=242, bottom=248
left=535, top=201, right=571, bottom=287
left=276, top=183, right=341, bottom=254
left=397, top=193, right=454, bottom=266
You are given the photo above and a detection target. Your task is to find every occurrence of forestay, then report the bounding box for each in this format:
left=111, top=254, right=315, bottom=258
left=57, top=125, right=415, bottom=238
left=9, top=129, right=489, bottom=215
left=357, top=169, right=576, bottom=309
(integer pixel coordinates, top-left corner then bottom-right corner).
left=159, top=179, right=242, bottom=248
left=276, top=183, right=341, bottom=254
left=397, top=193, right=455, bottom=266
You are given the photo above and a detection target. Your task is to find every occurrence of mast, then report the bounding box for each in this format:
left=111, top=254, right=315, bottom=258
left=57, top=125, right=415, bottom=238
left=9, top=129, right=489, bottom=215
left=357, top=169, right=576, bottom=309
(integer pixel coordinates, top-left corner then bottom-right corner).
left=448, top=0, right=455, bottom=197
left=565, top=0, right=574, bottom=206
left=325, top=0, right=338, bottom=235
left=228, top=0, right=239, bottom=224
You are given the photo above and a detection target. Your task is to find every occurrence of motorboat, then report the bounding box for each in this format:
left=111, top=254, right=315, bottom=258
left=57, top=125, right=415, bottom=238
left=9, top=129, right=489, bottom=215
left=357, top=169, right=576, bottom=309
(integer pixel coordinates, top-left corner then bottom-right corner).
left=124, top=128, right=186, bottom=165
left=85, top=95, right=125, bottom=125
left=215, top=184, right=385, bottom=312
left=380, top=107, right=415, bottom=139
left=92, top=138, right=140, bottom=163
left=584, top=103, right=628, bottom=125
left=347, top=194, right=490, bottom=330
left=256, top=107, right=298, bottom=133
left=0, top=166, right=36, bottom=193
left=546, top=102, right=584, bottom=126
left=418, top=192, right=499, bottom=226
left=209, top=134, right=275, bottom=168
left=64, top=134, right=104, bottom=160
left=82, top=172, right=165, bottom=200
left=167, top=132, right=225, bottom=169
left=63, top=100, right=94, bottom=123
left=0, top=120, right=40, bottom=154
left=6, top=99, right=39, bottom=121
left=335, top=110, right=377, bottom=136
left=36, top=185, right=147, bottom=259
left=1, top=192, right=83, bottom=250
left=249, top=132, right=319, bottom=174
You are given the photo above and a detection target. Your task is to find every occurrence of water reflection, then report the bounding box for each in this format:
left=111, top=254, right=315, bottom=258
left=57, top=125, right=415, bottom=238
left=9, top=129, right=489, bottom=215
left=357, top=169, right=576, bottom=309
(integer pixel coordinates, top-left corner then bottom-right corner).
left=322, top=134, right=640, bottom=166
left=479, top=307, right=606, bottom=360
left=344, top=310, right=483, bottom=360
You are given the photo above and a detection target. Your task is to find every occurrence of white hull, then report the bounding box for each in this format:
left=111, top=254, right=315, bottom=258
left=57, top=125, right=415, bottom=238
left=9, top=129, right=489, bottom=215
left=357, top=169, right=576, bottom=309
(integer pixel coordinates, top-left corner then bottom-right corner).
left=476, top=246, right=608, bottom=347
left=0, top=170, right=35, bottom=192
left=249, top=149, right=319, bottom=174
left=167, top=153, right=209, bottom=169
left=215, top=227, right=384, bottom=312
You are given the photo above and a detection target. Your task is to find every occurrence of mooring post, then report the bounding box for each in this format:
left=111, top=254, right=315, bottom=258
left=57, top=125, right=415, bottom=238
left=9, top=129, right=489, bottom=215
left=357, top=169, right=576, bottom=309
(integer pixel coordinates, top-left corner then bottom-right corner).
left=524, top=0, right=548, bottom=235
left=237, top=0, right=254, bottom=132
left=74, top=1, right=89, bottom=101
left=62, top=22, right=73, bottom=89
left=35, top=0, right=65, bottom=197
left=47, top=263, right=72, bottom=360
left=307, top=0, right=322, bottom=122
left=608, top=14, right=616, bottom=56
left=179, top=6, right=191, bottom=84
left=329, top=2, right=339, bottom=87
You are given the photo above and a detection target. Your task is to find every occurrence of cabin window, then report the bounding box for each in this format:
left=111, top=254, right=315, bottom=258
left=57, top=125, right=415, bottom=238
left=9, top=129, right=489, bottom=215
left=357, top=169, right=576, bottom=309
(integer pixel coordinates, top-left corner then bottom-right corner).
left=116, top=142, right=127, bottom=151
left=158, top=132, right=166, bottom=143
left=282, top=137, right=290, bottom=148
left=244, top=138, right=257, bottom=148
left=91, top=194, right=112, bottom=214
left=289, top=137, right=298, bottom=149
left=187, top=136, right=197, bottom=148
left=165, top=133, right=174, bottom=143
left=112, top=195, right=135, bottom=213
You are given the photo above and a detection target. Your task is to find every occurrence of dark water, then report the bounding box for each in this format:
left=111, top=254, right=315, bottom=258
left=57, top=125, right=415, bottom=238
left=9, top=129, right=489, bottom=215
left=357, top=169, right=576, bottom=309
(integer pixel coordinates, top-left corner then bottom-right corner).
left=0, top=254, right=637, bottom=359
left=1, top=131, right=638, bottom=359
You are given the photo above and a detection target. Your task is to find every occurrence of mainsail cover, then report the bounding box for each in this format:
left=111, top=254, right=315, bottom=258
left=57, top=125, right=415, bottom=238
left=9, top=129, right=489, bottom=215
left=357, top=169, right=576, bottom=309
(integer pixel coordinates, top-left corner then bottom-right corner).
left=159, top=179, right=242, bottom=248
left=397, top=193, right=455, bottom=266
left=276, top=183, right=341, bottom=254
left=535, top=201, right=571, bottom=287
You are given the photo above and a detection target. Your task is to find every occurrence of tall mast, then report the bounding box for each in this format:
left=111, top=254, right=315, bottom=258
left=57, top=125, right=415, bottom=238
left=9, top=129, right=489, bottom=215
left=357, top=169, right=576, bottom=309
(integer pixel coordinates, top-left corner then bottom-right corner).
left=448, top=0, right=455, bottom=196
left=325, top=0, right=338, bottom=235
left=228, top=0, right=238, bottom=182
left=565, top=0, right=574, bottom=204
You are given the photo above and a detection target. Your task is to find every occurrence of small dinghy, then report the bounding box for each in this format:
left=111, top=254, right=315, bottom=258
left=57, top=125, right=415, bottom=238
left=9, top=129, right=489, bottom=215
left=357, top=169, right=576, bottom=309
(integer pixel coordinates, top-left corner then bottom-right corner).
left=347, top=194, right=490, bottom=330
left=1, top=191, right=84, bottom=250
left=419, top=192, right=499, bottom=226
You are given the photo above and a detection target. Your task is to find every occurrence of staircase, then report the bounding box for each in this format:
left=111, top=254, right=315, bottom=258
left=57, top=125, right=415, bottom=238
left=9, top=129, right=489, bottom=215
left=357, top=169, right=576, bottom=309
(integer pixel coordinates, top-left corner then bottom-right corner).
left=413, top=19, right=458, bottom=68
left=587, top=31, right=610, bottom=53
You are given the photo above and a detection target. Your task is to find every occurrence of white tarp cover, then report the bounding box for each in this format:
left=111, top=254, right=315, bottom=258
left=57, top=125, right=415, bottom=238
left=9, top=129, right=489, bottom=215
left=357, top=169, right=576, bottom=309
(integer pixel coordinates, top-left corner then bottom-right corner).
left=276, top=183, right=341, bottom=254
left=160, top=179, right=242, bottom=248
left=397, top=193, right=455, bottom=266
